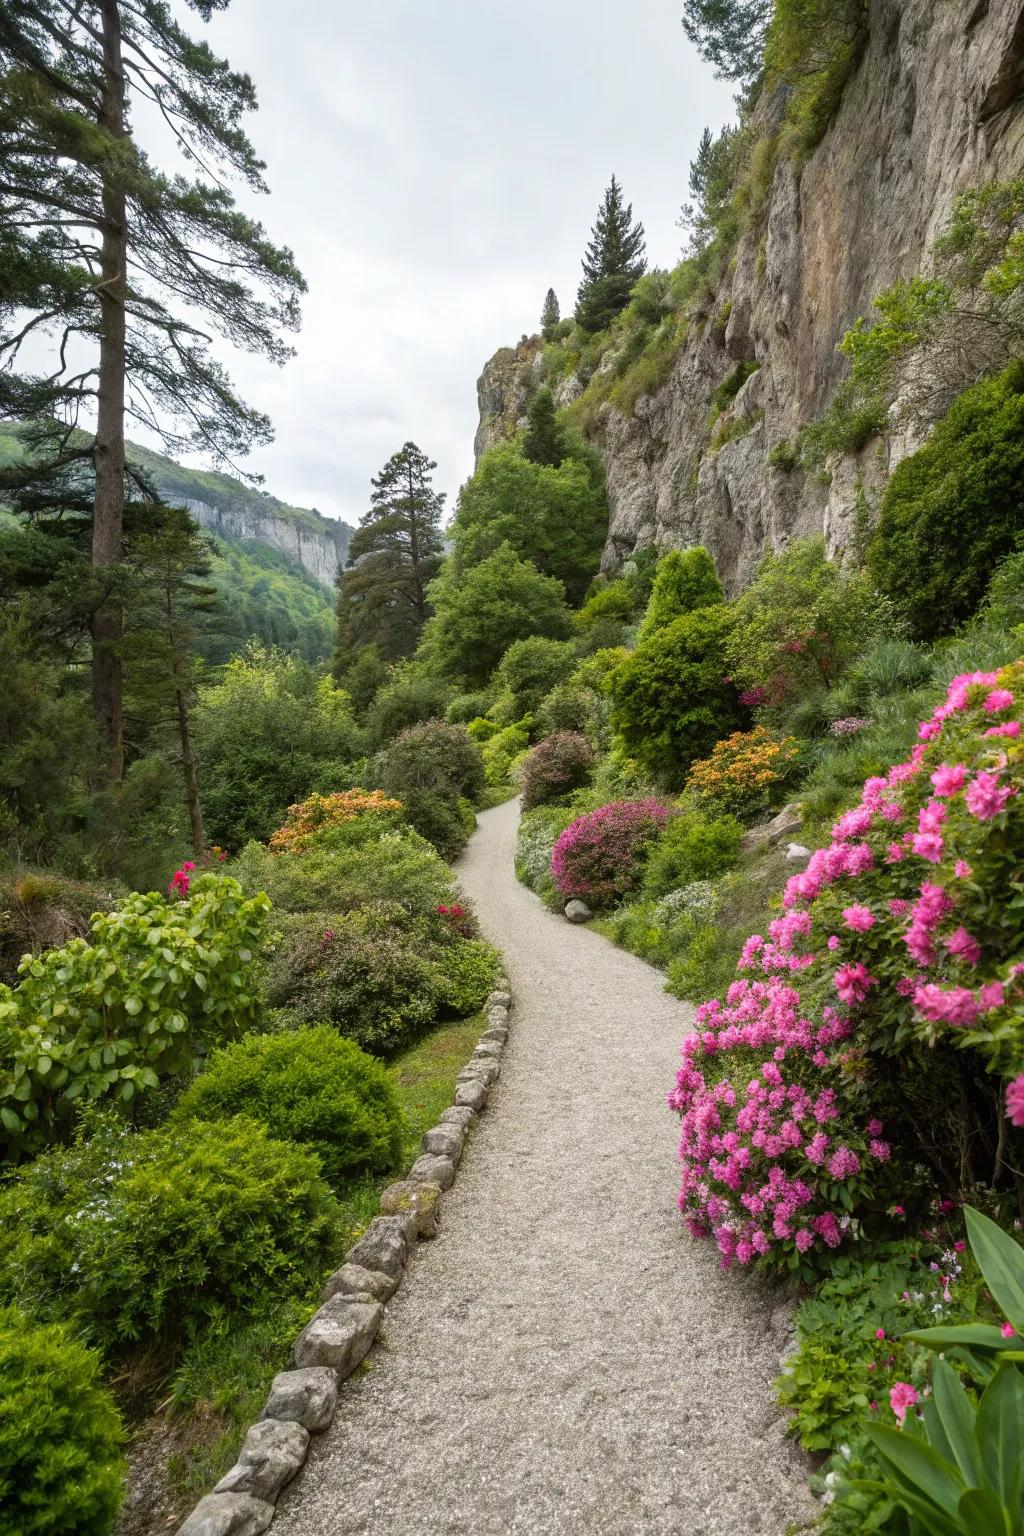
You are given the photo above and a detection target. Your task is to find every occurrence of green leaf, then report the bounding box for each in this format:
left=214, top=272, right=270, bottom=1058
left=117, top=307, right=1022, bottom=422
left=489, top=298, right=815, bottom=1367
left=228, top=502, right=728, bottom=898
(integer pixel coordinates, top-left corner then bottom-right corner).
left=904, top=1325, right=1009, bottom=1355
left=976, top=1364, right=1024, bottom=1516
left=957, top=1488, right=1010, bottom=1535
left=965, top=1206, right=1024, bottom=1331
left=866, top=1423, right=965, bottom=1517
left=931, top=1361, right=982, bottom=1488
left=0, top=1106, right=21, bottom=1135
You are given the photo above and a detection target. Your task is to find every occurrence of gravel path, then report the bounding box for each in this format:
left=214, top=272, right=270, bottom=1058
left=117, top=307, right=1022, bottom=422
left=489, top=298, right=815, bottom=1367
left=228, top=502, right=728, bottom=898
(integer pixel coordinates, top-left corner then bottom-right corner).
left=274, top=798, right=814, bottom=1536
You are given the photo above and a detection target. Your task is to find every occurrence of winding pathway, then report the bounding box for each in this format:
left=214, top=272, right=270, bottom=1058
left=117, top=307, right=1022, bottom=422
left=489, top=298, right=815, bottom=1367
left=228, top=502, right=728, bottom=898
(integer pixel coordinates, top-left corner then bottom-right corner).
left=274, top=798, right=814, bottom=1536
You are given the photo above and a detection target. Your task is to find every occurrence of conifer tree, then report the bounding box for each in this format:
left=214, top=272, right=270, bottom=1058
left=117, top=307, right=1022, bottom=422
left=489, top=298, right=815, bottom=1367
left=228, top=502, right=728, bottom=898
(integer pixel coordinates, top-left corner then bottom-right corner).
left=522, top=387, right=566, bottom=468
left=335, top=443, right=445, bottom=662
left=0, top=2, right=304, bottom=781
left=575, top=176, right=647, bottom=333
left=681, top=0, right=772, bottom=84
left=540, top=288, right=560, bottom=339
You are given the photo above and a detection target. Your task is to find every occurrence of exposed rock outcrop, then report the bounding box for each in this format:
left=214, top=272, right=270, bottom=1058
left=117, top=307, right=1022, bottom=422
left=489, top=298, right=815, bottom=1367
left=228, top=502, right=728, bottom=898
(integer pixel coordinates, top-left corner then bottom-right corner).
left=180, top=496, right=350, bottom=589
left=474, top=0, right=1024, bottom=591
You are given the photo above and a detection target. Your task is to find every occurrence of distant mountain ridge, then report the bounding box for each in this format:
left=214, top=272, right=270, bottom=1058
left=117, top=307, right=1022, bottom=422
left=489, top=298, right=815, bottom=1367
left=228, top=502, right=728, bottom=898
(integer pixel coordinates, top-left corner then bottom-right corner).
left=118, top=439, right=353, bottom=589
left=0, top=424, right=353, bottom=590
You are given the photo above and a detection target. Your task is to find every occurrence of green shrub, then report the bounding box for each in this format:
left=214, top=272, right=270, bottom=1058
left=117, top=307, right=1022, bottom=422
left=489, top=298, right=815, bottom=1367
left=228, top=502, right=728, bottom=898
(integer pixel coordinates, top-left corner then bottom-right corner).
left=0, top=875, right=271, bottom=1159
left=377, top=718, right=485, bottom=804
left=399, top=788, right=476, bottom=859
left=0, top=1115, right=339, bottom=1350
left=364, top=668, right=453, bottom=751
left=492, top=636, right=576, bottom=718
left=0, top=1305, right=125, bottom=1536
left=708, top=362, right=758, bottom=426
left=641, top=811, right=742, bottom=898
left=266, top=908, right=439, bottom=1055
left=574, top=579, right=634, bottom=636
left=233, top=827, right=454, bottom=917
left=173, top=1027, right=403, bottom=1186
left=637, top=547, right=724, bottom=641
left=480, top=720, right=531, bottom=789
left=445, top=690, right=494, bottom=725
left=867, top=361, right=1024, bottom=639
left=428, top=938, right=499, bottom=1016
left=520, top=732, right=596, bottom=809
left=536, top=678, right=604, bottom=739
left=610, top=604, right=742, bottom=785
left=726, top=536, right=890, bottom=714
left=515, top=805, right=579, bottom=907
left=194, top=645, right=363, bottom=849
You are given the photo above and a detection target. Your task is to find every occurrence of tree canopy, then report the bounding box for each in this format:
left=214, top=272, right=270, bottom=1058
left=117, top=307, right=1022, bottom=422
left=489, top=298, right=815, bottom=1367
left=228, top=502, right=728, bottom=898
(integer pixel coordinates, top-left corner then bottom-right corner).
left=681, top=0, right=772, bottom=83
left=540, top=288, right=560, bottom=339
left=450, top=441, right=606, bottom=606
left=522, top=387, right=567, bottom=468
left=420, top=542, right=572, bottom=686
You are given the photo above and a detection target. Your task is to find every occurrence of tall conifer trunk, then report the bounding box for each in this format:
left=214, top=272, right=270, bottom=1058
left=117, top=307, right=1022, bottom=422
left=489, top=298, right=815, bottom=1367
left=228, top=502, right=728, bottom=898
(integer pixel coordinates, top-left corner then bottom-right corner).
left=93, top=0, right=128, bottom=780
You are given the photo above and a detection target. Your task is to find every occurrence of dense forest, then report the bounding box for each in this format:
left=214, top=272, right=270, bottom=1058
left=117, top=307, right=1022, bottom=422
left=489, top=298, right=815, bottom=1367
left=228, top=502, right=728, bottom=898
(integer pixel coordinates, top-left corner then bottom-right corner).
left=1, top=2, right=1024, bottom=1535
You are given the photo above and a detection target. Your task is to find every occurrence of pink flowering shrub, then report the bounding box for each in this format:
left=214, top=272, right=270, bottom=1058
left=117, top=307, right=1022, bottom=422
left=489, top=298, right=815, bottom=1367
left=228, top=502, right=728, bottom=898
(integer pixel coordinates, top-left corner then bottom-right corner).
left=550, top=799, right=673, bottom=906
left=670, top=662, right=1024, bottom=1273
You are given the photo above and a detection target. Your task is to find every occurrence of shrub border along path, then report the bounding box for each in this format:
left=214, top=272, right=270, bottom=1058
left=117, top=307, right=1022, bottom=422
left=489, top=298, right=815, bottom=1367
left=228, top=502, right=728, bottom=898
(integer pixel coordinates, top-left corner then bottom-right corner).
left=175, top=979, right=513, bottom=1536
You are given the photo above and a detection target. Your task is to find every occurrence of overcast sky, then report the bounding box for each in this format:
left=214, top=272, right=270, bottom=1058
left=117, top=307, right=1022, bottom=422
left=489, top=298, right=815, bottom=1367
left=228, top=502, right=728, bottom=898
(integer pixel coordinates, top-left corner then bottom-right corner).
left=168, top=1, right=735, bottom=526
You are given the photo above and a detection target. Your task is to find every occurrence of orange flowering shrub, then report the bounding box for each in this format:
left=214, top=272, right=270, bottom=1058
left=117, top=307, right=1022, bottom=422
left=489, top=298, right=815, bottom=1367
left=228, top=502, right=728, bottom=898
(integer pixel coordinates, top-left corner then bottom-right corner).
left=686, top=727, right=799, bottom=821
left=269, top=790, right=403, bottom=854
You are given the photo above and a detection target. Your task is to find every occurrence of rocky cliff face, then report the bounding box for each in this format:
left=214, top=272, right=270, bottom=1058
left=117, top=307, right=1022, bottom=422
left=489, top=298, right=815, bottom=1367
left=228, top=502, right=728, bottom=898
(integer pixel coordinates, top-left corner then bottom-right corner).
left=475, top=0, right=1024, bottom=591
left=181, top=496, right=350, bottom=588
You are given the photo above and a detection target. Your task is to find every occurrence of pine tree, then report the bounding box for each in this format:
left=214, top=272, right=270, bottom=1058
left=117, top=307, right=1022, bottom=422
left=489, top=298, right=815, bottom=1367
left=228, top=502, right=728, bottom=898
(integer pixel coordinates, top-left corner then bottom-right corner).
left=335, top=443, right=445, bottom=662
left=681, top=0, right=772, bottom=84
left=575, top=176, right=647, bottom=333
left=0, top=3, right=304, bottom=781
left=522, top=387, right=567, bottom=468
left=540, top=288, right=560, bottom=339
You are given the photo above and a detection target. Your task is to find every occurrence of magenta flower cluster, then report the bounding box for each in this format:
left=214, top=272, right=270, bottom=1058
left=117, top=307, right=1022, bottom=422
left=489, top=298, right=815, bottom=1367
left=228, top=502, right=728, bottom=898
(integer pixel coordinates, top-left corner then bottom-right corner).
left=550, top=799, right=672, bottom=905
left=671, top=664, right=1024, bottom=1269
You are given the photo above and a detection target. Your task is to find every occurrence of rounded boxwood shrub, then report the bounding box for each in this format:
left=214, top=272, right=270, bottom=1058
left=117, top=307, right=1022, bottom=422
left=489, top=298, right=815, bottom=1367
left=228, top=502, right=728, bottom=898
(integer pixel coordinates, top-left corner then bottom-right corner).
left=266, top=908, right=438, bottom=1055
left=0, top=1116, right=339, bottom=1350
left=551, top=799, right=673, bottom=906
left=521, top=732, right=596, bottom=809
left=0, top=1306, right=125, bottom=1536
left=641, top=810, right=743, bottom=899
left=492, top=636, right=577, bottom=718
left=173, top=1027, right=403, bottom=1185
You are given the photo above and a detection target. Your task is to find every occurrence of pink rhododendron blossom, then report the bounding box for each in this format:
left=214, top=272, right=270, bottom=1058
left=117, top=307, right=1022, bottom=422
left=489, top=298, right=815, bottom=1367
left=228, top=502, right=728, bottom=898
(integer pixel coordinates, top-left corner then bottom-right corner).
left=842, top=905, right=875, bottom=933
left=890, top=1383, right=919, bottom=1423
left=1006, top=1077, right=1024, bottom=1129
left=984, top=689, right=1014, bottom=713
left=930, top=764, right=966, bottom=797
left=1002, top=1322, right=1017, bottom=1339
left=985, top=722, right=1021, bottom=738
left=913, top=984, right=980, bottom=1028
left=834, top=963, right=875, bottom=1006
left=827, top=934, right=840, bottom=951
left=944, top=927, right=982, bottom=967
left=911, top=832, right=944, bottom=863
left=965, top=771, right=1014, bottom=821
left=955, top=860, right=973, bottom=879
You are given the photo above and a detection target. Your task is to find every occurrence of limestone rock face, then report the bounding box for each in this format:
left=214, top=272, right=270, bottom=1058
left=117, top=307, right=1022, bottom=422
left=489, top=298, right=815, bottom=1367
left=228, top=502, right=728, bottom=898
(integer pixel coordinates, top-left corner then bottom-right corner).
left=473, top=0, right=1024, bottom=590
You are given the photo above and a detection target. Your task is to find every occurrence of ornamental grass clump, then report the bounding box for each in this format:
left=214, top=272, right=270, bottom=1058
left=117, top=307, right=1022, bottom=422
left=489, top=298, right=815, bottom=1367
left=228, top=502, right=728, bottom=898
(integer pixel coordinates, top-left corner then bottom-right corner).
left=671, top=662, right=1024, bottom=1275
left=551, top=799, right=673, bottom=906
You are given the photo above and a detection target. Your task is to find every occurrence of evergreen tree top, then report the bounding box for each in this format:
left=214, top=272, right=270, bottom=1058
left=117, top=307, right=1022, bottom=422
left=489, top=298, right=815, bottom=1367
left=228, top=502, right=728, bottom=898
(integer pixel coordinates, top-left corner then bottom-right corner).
left=579, top=175, right=647, bottom=287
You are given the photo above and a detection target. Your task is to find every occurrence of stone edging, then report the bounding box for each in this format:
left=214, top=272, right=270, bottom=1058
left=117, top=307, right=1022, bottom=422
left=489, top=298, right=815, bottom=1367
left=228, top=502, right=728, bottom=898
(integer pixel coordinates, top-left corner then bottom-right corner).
left=176, top=977, right=513, bottom=1536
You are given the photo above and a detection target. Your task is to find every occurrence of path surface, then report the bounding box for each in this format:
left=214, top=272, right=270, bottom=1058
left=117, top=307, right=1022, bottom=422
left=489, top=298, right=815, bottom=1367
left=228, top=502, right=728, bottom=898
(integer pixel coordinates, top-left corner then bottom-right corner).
left=275, top=799, right=814, bottom=1536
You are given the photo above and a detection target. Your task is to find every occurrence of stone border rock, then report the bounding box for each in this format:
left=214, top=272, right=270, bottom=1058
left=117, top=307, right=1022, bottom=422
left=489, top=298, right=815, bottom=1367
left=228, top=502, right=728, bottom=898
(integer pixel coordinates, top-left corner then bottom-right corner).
left=175, top=977, right=513, bottom=1536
